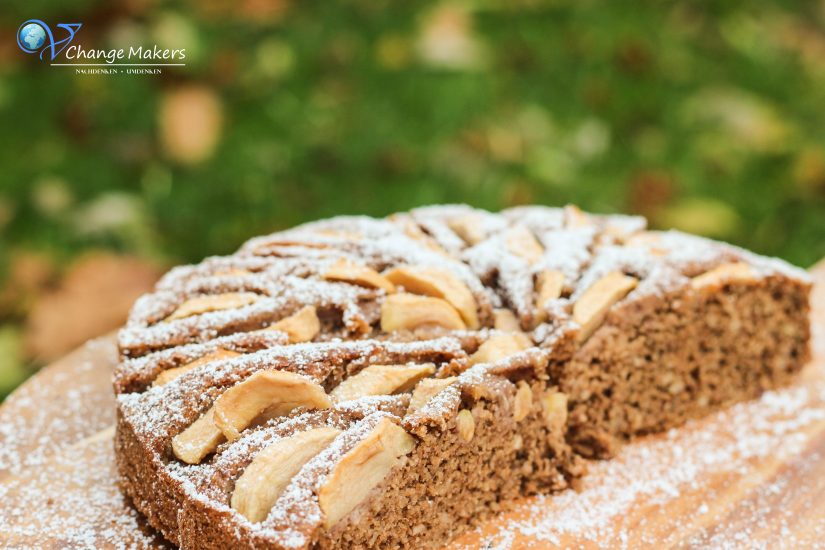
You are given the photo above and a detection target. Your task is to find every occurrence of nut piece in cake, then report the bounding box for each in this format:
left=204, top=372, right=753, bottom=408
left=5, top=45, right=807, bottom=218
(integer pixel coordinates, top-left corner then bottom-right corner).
left=447, top=215, right=484, bottom=245
left=456, top=409, right=475, bottom=442
left=264, top=305, right=320, bottom=343
left=469, top=333, right=531, bottom=366
left=154, top=348, right=240, bottom=386
left=408, top=377, right=457, bottom=412
left=383, top=266, right=479, bottom=328
left=505, top=226, right=543, bottom=264
left=541, top=391, right=568, bottom=433
left=318, top=418, right=415, bottom=528
left=380, top=293, right=466, bottom=332
left=493, top=309, right=522, bottom=332
left=573, top=271, right=638, bottom=342
left=231, top=427, right=342, bottom=522
left=513, top=381, right=533, bottom=421
left=691, top=262, right=755, bottom=290
left=331, top=363, right=436, bottom=402
left=213, top=370, right=332, bottom=441
left=535, top=269, right=564, bottom=323
left=323, top=258, right=396, bottom=293
left=165, top=292, right=259, bottom=321
left=172, top=407, right=225, bottom=464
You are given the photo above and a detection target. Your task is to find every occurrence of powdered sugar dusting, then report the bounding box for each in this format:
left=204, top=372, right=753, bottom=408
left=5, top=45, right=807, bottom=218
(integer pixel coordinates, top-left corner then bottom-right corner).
left=0, top=338, right=164, bottom=549
left=449, top=377, right=825, bottom=549
left=0, top=338, right=117, bottom=478
left=0, top=436, right=166, bottom=549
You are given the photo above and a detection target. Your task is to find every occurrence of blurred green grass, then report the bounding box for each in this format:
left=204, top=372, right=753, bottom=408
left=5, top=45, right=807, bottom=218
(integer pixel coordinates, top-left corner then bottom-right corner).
left=1, top=0, right=825, bottom=397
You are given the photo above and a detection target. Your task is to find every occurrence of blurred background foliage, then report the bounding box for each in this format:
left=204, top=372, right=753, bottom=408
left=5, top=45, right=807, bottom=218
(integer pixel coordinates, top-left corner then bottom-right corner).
left=1, top=0, right=825, bottom=397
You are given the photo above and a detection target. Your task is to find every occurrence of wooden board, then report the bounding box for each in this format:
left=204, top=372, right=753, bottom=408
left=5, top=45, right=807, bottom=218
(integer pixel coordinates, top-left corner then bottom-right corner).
left=2, top=263, right=825, bottom=549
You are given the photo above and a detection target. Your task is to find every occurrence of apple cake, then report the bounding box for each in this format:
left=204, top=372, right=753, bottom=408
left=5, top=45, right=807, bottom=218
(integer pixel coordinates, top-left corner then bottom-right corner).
left=114, top=205, right=811, bottom=549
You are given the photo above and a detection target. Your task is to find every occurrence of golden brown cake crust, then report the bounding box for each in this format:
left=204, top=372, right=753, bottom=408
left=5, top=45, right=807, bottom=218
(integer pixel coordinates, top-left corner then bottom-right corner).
left=114, top=204, right=811, bottom=549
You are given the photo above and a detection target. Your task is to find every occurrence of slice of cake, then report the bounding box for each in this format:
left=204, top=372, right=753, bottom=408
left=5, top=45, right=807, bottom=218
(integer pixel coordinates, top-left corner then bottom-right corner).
left=114, top=205, right=810, bottom=549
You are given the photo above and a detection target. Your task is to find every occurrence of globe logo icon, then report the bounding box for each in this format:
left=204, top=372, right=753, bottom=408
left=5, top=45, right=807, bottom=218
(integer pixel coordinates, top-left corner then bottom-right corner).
left=18, top=22, right=47, bottom=52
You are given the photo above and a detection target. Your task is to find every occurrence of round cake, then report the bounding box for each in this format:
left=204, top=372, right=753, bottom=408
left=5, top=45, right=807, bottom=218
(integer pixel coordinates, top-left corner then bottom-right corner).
left=114, top=205, right=810, bottom=549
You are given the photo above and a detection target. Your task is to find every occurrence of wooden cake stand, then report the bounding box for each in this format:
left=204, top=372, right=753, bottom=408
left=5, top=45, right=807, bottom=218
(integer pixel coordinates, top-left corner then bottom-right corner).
left=2, top=262, right=825, bottom=549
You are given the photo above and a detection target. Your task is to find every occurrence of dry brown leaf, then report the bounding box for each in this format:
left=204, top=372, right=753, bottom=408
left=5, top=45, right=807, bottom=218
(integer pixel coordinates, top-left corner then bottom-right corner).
left=24, top=252, right=162, bottom=362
